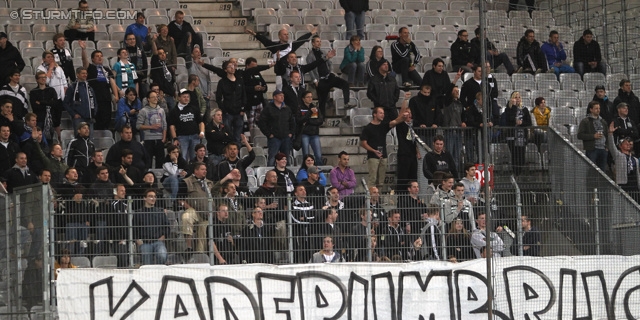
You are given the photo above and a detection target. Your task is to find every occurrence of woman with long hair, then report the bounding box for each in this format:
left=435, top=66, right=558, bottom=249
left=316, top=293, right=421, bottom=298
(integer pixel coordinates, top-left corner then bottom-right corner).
left=115, top=87, right=142, bottom=134
left=501, top=91, right=532, bottom=176
left=445, top=218, right=474, bottom=262
left=365, top=45, right=395, bottom=81
left=296, top=154, right=327, bottom=186
left=340, top=35, right=366, bottom=87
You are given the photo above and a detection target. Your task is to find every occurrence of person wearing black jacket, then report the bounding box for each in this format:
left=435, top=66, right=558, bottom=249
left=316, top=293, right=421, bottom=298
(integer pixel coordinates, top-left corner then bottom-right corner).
left=80, top=44, right=119, bottom=130
left=460, top=64, right=500, bottom=125
left=470, top=27, right=515, bottom=76
left=591, top=85, right=615, bottom=124
left=516, top=30, right=548, bottom=73
left=307, top=35, right=351, bottom=115
left=613, top=79, right=640, bottom=129
left=422, top=135, right=459, bottom=181
left=422, top=58, right=462, bottom=109
left=573, top=29, right=606, bottom=77
left=64, top=122, right=95, bottom=182
left=283, top=70, right=306, bottom=116
left=390, top=27, right=422, bottom=87
left=30, top=73, right=62, bottom=143
left=167, top=89, right=205, bottom=161
left=3, top=152, right=39, bottom=193
left=0, top=33, right=25, bottom=88
left=501, top=92, right=532, bottom=176
left=56, top=168, right=89, bottom=255
left=134, top=189, right=170, bottom=265
left=450, top=29, right=474, bottom=74
left=409, top=85, right=442, bottom=129
left=124, top=33, right=148, bottom=93
left=105, top=125, right=148, bottom=173
left=216, top=60, right=247, bottom=144
left=50, top=33, right=75, bottom=82
left=205, top=108, right=234, bottom=167
left=246, top=26, right=315, bottom=64
left=150, top=47, right=177, bottom=108
left=297, top=91, right=324, bottom=161
left=0, top=70, right=29, bottom=121
left=611, top=102, right=640, bottom=148
left=243, top=57, right=269, bottom=131
left=0, top=124, right=20, bottom=171
left=259, top=90, right=296, bottom=166
left=340, top=0, right=368, bottom=40
left=213, top=138, right=255, bottom=185
left=168, top=11, right=203, bottom=57
left=367, top=59, right=400, bottom=122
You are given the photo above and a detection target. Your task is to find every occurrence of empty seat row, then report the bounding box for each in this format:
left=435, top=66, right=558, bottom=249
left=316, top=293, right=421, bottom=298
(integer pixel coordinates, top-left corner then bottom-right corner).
left=0, top=0, right=177, bottom=9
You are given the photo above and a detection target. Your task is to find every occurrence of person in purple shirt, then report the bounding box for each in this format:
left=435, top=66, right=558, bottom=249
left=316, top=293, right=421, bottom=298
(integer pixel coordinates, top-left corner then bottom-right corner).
left=329, top=151, right=356, bottom=199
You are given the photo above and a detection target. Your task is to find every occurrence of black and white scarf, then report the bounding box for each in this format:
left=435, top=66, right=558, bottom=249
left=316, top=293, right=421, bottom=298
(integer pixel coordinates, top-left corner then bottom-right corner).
left=161, top=60, right=172, bottom=82
left=119, top=60, right=138, bottom=89
left=72, top=81, right=95, bottom=114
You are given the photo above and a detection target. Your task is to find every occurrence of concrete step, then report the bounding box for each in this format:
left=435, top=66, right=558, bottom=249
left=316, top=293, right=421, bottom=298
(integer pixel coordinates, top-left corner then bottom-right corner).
left=324, top=154, right=368, bottom=167
left=318, top=127, right=341, bottom=136
left=204, top=26, right=248, bottom=33
left=197, top=17, right=248, bottom=28
left=219, top=49, right=273, bottom=59
left=178, top=3, right=242, bottom=17
left=319, top=136, right=361, bottom=150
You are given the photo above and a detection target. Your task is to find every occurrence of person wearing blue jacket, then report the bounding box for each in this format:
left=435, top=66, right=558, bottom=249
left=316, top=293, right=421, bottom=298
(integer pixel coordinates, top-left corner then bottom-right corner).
left=115, top=88, right=142, bottom=134
left=63, top=67, right=97, bottom=135
left=540, top=30, right=575, bottom=78
left=340, top=35, right=366, bottom=87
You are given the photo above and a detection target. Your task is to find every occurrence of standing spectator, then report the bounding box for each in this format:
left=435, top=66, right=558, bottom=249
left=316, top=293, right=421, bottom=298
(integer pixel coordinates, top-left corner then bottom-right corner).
left=213, top=138, right=255, bottom=185
left=611, top=102, right=639, bottom=147
left=137, top=90, right=167, bottom=168
left=64, top=122, right=94, bottom=182
left=110, top=149, right=142, bottom=185
left=366, top=46, right=395, bottom=81
left=114, top=88, right=142, bottom=134
left=608, top=121, right=640, bottom=202
left=340, top=35, right=366, bottom=87
left=30, top=71, right=62, bottom=143
left=259, top=90, right=295, bottom=166
left=0, top=33, right=25, bottom=88
left=578, top=101, right=609, bottom=172
left=168, top=89, right=205, bottom=161
left=541, top=30, right=575, bottom=78
left=150, top=46, right=177, bottom=109
left=291, top=185, right=315, bottom=263
left=273, top=152, right=297, bottom=192
left=217, top=60, right=247, bottom=144
left=516, top=29, right=548, bottom=74
left=307, top=36, right=350, bottom=114
left=162, top=145, right=188, bottom=199
left=186, top=46, right=211, bottom=111
left=360, top=94, right=410, bottom=188
left=422, top=58, right=462, bottom=110
left=501, top=91, right=532, bottom=176
left=253, top=170, right=288, bottom=226
left=446, top=218, right=474, bottom=262
left=168, top=11, right=203, bottom=57
left=108, top=184, right=130, bottom=267
left=301, top=165, right=325, bottom=211
left=573, top=29, right=606, bottom=77
left=282, top=70, right=305, bottom=115
left=3, top=152, right=38, bottom=193
left=106, top=125, right=148, bottom=173
left=442, top=86, right=465, bottom=166
left=205, top=108, right=234, bottom=167
left=460, top=63, right=499, bottom=124
left=29, top=141, right=67, bottom=187
left=0, top=125, right=20, bottom=170
left=450, top=29, right=474, bottom=74
left=591, top=85, right=615, bottom=124
left=0, top=70, right=29, bottom=121
left=423, top=135, right=459, bottom=181
left=187, top=143, right=209, bottom=175
left=391, top=27, right=422, bottom=87
left=275, top=52, right=325, bottom=93
left=460, top=163, right=481, bottom=206
left=64, top=0, right=95, bottom=43
left=83, top=149, right=107, bottom=185
left=410, top=84, right=442, bottom=132
left=125, top=13, right=151, bottom=50
left=613, top=79, right=640, bottom=138
left=395, top=108, right=422, bottom=191
left=153, top=26, right=177, bottom=75
left=56, top=168, right=89, bottom=255
left=243, top=57, right=269, bottom=132
left=444, top=183, right=475, bottom=229
left=314, top=207, right=344, bottom=253
left=397, top=181, right=428, bottom=236
left=531, top=97, right=551, bottom=147
left=470, top=213, right=504, bottom=258
left=367, top=59, right=400, bottom=122
left=329, top=151, right=356, bottom=199
left=245, top=26, right=315, bottom=67
left=340, top=0, right=367, bottom=40
left=470, top=27, right=515, bottom=76
left=310, top=235, right=345, bottom=263
left=37, top=51, right=68, bottom=103
left=179, top=162, right=214, bottom=252
left=377, top=209, right=412, bottom=260
left=239, top=207, right=274, bottom=264
left=296, top=90, right=323, bottom=160
left=50, top=33, right=75, bottom=82
left=509, top=0, right=535, bottom=14
left=80, top=42, right=120, bottom=131
left=211, top=204, right=238, bottom=264
left=134, top=189, right=170, bottom=265
left=144, top=83, right=169, bottom=114
left=185, top=74, right=207, bottom=118
left=520, top=215, right=541, bottom=256
left=297, top=154, right=327, bottom=185
left=113, top=48, right=140, bottom=97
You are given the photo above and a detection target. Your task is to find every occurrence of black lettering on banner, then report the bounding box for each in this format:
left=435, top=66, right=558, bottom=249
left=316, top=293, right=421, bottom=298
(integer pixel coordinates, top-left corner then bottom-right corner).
left=348, top=272, right=369, bottom=320
left=256, top=273, right=297, bottom=320
left=155, top=276, right=206, bottom=320
left=580, top=271, right=610, bottom=320
left=557, top=268, right=579, bottom=319
left=454, top=270, right=508, bottom=320
left=372, top=272, right=396, bottom=320
left=503, top=266, right=556, bottom=320
left=610, top=266, right=640, bottom=319
left=204, top=276, right=260, bottom=320
left=398, top=270, right=454, bottom=320
left=296, top=271, right=347, bottom=320
left=89, top=277, right=150, bottom=320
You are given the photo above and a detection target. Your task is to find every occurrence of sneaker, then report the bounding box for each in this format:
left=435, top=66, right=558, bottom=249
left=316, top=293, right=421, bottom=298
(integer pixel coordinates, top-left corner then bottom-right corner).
left=516, top=67, right=523, bottom=73
left=403, top=82, right=412, bottom=87
left=535, top=68, right=543, bottom=74
left=345, top=103, right=357, bottom=109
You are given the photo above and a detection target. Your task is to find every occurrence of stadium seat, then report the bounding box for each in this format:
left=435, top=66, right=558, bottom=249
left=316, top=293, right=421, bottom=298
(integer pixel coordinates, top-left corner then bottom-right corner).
left=312, top=0, right=334, bottom=9
left=396, top=10, right=419, bottom=26
left=426, top=1, right=448, bottom=11
left=241, top=0, right=262, bottom=15
left=371, top=9, right=395, bottom=24
left=289, top=0, right=310, bottom=9
left=157, top=0, right=178, bottom=8
left=326, top=9, right=345, bottom=25
left=255, top=8, right=277, bottom=28
left=381, top=0, right=402, bottom=10
left=92, top=256, right=117, bottom=268
left=278, top=9, right=301, bottom=25
left=108, top=0, right=132, bottom=8
left=403, top=0, right=424, bottom=10
left=556, top=97, right=580, bottom=108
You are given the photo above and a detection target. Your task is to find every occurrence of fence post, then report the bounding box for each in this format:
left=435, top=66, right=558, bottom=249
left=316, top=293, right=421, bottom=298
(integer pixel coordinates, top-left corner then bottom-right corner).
left=362, top=178, right=372, bottom=262
left=594, top=188, right=600, bottom=256
left=208, top=196, right=214, bottom=265
left=2, top=192, right=10, bottom=309
left=42, top=185, right=52, bottom=319
left=511, top=176, right=523, bottom=256
left=287, top=194, right=294, bottom=264
left=127, top=196, right=134, bottom=268
left=439, top=199, right=447, bottom=261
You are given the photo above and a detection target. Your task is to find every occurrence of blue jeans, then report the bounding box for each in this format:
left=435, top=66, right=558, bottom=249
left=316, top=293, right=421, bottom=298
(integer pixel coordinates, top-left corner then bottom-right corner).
left=586, top=148, right=608, bottom=172
left=162, top=175, right=183, bottom=199
left=344, top=11, right=365, bottom=40
left=66, top=222, right=88, bottom=255
left=445, top=131, right=462, bottom=169
left=177, top=134, right=200, bottom=161
left=550, top=64, right=576, bottom=77
left=165, top=95, right=176, bottom=110
left=301, top=134, right=322, bottom=162
left=139, top=240, right=167, bottom=265
left=267, top=136, right=292, bottom=166
left=342, top=62, right=365, bottom=85
left=208, top=154, right=225, bottom=168
left=223, top=113, right=244, bottom=144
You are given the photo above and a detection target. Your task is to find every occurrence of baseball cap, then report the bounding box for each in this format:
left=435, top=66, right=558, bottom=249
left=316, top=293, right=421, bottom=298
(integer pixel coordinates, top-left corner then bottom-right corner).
left=272, top=89, right=283, bottom=96
left=307, top=166, right=320, bottom=174
left=618, top=136, right=633, bottom=145
left=0, top=32, right=7, bottom=39
left=179, top=88, right=190, bottom=95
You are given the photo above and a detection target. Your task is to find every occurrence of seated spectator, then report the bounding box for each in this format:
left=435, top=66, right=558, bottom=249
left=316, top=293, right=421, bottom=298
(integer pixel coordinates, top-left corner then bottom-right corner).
left=471, top=27, right=515, bottom=76
left=608, top=121, right=640, bottom=202
left=64, top=0, right=95, bottom=43
left=541, top=30, right=575, bottom=77
left=578, top=101, right=610, bottom=172
left=573, top=29, right=606, bottom=77
left=297, top=90, right=324, bottom=160
left=450, top=29, right=474, bottom=74
left=134, top=189, right=169, bottom=265
left=470, top=212, right=504, bottom=258
left=168, top=10, right=203, bottom=57
left=186, top=143, right=209, bottom=175
left=239, top=207, right=274, bottom=264
left=3, top=152, right=39, bottom=193
left=297, top=154, right=327, bottom=186
left=110, top=149, right=141, bottom=185
left=54, top=249, right=76, bottom=279
left=18, top=113, right=39, bottom=145
left=340, top=35, right=366, bottom=87
left=137, top=90, right=167, bottom=169
left=205, top=108, right=234, bottom=168
left=531, top=97, right=551, bottom=147
left=125, top=13, right=152, bottom=50
left=516, top=29, right=548, bottom=74
left=365, top=45, right=395, bottom=82
left=0, top=69, right=29, bottom=121
left=446, top=218, right=474, bottom=262
left=162, top=145, right=188, bottom=199
left=115, top=88, right=142, bottom=134
left=390, top=27, right=422, bottom=87
left=329, top=151, right=356, bottom=199
left=0, top=101, right=24, bottom=140
left=309, top=235, right=345, bottom=263
left=273, top=152, right=297, bottom=193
